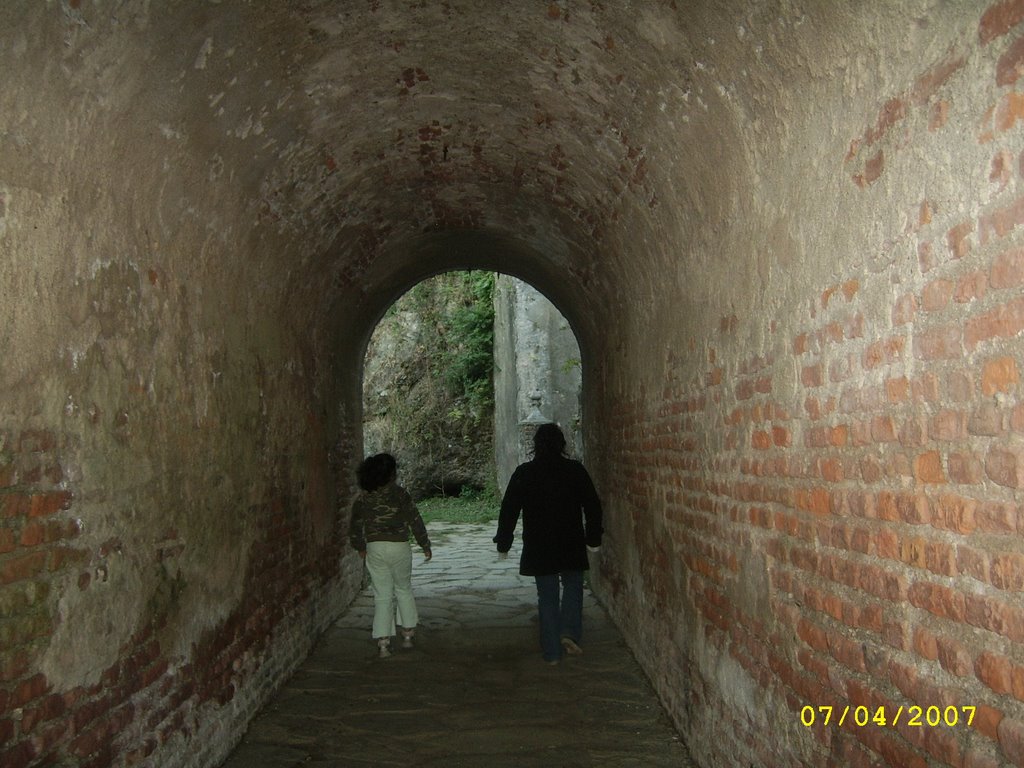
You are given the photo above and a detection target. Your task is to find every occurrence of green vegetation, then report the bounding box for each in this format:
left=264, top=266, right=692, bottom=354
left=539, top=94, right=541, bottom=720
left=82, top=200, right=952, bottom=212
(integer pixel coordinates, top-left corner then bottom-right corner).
left=417, top=486, right=500, bottom=524
left=440, top=271, right=495, bottom=409
left=394, top=270, right=495, bottom=434
left=365, top=270, right=497, bottom=496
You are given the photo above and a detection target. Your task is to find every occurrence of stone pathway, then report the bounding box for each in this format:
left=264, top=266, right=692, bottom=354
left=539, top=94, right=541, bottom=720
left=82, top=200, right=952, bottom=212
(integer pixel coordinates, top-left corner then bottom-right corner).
left=220, top=523, right=694, bottom=767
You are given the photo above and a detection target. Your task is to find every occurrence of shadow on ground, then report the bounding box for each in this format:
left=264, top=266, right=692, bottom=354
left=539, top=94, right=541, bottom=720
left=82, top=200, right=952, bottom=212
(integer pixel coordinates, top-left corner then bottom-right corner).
left=220, top=523, right=694, bottom=768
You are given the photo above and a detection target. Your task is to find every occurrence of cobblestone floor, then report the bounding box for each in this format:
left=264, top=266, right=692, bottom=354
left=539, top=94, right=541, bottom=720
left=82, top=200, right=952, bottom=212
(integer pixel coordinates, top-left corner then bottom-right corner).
left=220, top=522, right=694, bottom=768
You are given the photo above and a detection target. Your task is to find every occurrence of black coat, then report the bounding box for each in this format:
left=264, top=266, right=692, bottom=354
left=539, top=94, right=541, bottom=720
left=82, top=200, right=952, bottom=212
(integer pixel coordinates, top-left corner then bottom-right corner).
left=494, top=455, right=603, bottom=576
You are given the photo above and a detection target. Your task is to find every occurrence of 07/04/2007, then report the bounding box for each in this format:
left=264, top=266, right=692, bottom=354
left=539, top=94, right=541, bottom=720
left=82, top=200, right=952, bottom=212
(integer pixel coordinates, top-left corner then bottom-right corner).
left=800, top=704, right=976, bottom=729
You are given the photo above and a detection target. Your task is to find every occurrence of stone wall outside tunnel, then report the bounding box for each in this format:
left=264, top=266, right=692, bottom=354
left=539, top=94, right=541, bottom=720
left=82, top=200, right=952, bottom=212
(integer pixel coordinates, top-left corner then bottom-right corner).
left=590, top=7, right=1024, bottom=767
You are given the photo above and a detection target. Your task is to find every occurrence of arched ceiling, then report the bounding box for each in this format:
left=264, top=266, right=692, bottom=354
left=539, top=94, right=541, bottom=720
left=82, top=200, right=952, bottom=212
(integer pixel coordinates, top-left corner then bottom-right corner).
left=129, top=0, right=741, bottom=361
left=122, top=1, right=953, bottom=301
left=226, top=0, right=714, bottom=333
left=1, top=0, right=977, bottom=394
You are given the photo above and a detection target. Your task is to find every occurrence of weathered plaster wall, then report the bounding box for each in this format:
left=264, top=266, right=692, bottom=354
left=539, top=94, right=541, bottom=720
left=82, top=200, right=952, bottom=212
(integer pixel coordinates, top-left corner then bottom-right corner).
left=1, top=2, right=1022, bottom=767
left=1, top=5, right=361, bottom=767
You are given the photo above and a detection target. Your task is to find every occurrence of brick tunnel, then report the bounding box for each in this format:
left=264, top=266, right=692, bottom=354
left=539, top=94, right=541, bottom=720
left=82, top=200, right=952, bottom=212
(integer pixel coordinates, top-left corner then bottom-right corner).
left=2, top=2, right=1023, bottom=767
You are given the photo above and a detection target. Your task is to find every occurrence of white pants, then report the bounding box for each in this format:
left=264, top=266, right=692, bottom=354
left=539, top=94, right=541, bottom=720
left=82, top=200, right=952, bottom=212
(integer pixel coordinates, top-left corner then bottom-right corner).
left=365, top=540, right=418, bottom=639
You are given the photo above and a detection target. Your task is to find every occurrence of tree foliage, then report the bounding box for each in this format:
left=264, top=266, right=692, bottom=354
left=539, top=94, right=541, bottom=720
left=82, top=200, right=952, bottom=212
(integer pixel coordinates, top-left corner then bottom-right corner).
left=439, top=271, right=495, bottom=405
left=363, top=271, right=496, bottom=498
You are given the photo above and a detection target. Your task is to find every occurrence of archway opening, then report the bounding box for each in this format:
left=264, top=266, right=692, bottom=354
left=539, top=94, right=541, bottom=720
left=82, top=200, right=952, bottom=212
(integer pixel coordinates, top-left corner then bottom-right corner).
left=360, top=269, right=583, bottom=521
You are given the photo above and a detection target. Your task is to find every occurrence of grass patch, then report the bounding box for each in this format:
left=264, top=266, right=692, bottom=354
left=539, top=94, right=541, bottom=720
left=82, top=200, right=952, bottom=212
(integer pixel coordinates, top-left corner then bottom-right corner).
left=417, top=489, right=499, bottom=524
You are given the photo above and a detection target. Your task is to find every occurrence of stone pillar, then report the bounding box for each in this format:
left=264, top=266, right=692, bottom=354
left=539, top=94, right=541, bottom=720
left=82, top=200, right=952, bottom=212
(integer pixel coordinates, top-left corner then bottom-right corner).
left=493, top=275, right=582, bottom=492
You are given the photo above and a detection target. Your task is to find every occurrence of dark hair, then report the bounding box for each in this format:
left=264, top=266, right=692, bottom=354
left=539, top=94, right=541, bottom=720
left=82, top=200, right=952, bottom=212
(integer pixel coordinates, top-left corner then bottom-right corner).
left=532, top=423, right=567, bottom=460
left=357, top=453, right=397, bottom=491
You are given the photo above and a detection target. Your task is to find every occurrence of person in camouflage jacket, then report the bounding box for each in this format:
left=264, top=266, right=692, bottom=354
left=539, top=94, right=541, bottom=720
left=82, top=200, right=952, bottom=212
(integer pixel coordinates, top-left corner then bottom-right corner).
left=349, top=453, right=432, bottom=657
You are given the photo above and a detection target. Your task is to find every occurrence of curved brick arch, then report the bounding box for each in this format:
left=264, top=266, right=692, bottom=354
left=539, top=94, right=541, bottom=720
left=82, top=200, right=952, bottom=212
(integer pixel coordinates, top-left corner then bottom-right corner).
left=330, top=230, right=599, bottom=465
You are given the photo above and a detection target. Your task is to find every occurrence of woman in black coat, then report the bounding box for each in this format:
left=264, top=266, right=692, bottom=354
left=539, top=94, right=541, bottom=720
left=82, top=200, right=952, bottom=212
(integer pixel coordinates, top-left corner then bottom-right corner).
left=494, top=423, right=603, bottom=664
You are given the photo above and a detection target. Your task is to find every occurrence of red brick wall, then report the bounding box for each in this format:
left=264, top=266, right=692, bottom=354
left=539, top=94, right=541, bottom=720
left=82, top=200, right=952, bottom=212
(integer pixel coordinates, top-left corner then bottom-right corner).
left=0, top=427, right=358, bottom=768
left=594, top=4, right=1024, bottom=766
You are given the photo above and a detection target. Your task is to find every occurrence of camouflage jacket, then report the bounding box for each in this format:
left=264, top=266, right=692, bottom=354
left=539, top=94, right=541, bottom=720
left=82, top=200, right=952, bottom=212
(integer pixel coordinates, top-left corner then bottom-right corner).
left=349, top=482, right=431, bottom=553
